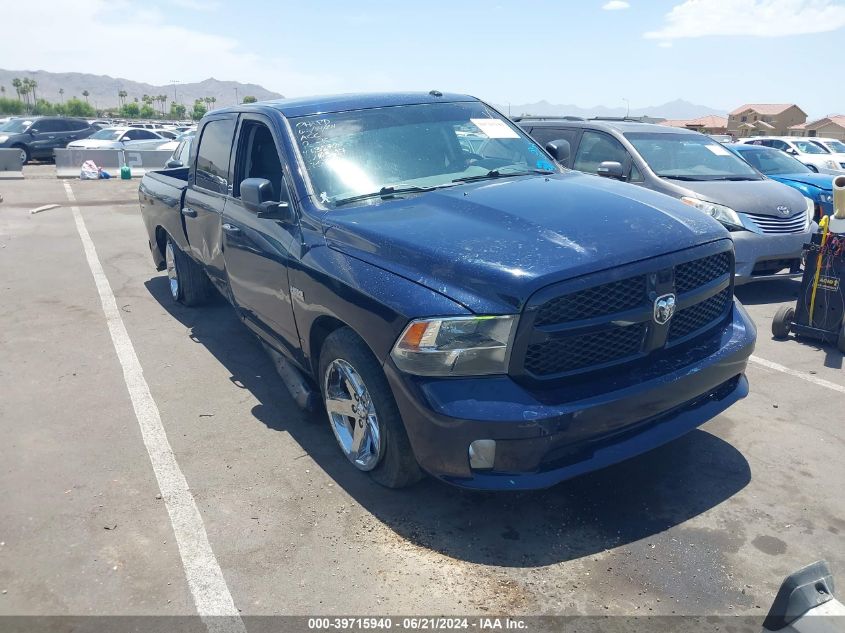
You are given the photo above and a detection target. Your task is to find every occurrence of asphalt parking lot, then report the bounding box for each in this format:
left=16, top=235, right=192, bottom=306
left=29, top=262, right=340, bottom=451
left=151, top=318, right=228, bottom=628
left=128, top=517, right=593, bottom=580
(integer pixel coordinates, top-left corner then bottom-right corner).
left=1, top=166, right=843, bottom=623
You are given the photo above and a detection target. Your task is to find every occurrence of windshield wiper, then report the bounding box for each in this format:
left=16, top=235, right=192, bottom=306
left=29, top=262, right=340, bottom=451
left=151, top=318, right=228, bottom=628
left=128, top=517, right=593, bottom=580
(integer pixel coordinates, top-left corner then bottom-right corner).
left=709, top=176, right=761, bottom=181
left=333, top=184, right=445, bottom=206
left=661, top=175, right=709, bottom=181
left=452, top=168, right=555, bottom=183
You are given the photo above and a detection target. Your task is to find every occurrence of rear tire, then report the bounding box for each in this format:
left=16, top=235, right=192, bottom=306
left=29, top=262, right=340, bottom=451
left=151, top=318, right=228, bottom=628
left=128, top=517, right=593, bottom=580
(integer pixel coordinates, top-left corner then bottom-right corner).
left=837, top=323, right=845, bottom=355
left=772, top=305, right=794, bottom=339
left=318, top=327, right=423, bottom=489
left=165, top=237, right=212, bottom=306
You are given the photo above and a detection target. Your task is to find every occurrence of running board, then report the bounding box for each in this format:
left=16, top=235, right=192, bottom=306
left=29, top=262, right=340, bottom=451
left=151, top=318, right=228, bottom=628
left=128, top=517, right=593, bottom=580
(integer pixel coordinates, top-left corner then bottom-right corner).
left=262, top=342, right=320, bottom=413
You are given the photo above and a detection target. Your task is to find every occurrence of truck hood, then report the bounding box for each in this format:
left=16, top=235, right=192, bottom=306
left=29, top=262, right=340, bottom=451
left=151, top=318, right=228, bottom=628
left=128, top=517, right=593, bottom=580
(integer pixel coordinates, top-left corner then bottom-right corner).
left=322, top=172, right=728, bottom=313
left=672, top=178, right=809, bottom=218
left=768, top=172, right=833, bottom=192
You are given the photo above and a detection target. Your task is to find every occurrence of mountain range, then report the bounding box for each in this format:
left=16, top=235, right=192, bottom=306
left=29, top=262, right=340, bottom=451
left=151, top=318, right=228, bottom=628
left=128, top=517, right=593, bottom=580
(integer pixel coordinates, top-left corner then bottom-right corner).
left=0, top=69, right=283, bottom=109
left=493, top=98, right=727, bottom=121
left=0, top=69, right=726, bottom=121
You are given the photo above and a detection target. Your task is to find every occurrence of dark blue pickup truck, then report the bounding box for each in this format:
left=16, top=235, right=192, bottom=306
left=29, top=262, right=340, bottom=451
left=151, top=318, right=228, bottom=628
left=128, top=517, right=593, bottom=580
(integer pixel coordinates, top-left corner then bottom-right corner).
left=138, top=92, right=756, bottom=490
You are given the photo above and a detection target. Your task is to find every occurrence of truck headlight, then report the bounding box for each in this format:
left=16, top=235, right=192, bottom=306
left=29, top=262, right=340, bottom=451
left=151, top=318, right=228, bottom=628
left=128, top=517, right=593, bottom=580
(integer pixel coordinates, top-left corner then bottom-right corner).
left=804, top=196, right=814, bottom=229
left=391, top=315, right=517, bottom=376
left=0, top=135, right=8, bottom=143
left=825, top=160, right=838, bottom=170
left=681, top=197, right=743, bottom=229
left=819, top=194, right=833, bottom=204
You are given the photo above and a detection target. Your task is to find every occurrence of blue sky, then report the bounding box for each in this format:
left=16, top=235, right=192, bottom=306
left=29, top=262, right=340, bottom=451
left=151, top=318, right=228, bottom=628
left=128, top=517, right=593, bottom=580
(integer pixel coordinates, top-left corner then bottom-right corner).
left=3, top=0, right=845, bottom=118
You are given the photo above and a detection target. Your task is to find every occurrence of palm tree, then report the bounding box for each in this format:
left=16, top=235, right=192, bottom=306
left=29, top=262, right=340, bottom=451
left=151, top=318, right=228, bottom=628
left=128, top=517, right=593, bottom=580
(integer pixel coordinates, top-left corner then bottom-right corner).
left=21, top=78, right=32, bottom=106
left=209, top=96, right=216, bottom=109
left=82, top=90, right=90, bottom=103
left=59, top=88, right=64, bottom=103
left=118, top=89, right=127, bottom=107
left=11, top=78, right=21, bottom=101
left=0, top=86, right=5, bottom=98
left=29, top=79, right=38, bottom=105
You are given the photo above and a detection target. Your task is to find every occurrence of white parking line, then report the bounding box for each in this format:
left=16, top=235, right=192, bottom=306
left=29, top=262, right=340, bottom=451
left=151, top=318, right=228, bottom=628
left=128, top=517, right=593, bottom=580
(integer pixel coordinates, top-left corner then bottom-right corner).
left=749, top=355, right=845, bottom=396
left=63, top=182, right=245, bottom=633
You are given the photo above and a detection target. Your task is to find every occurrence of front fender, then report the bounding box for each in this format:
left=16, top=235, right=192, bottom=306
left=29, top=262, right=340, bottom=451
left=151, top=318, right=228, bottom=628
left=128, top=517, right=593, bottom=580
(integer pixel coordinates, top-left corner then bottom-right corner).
left=291, top=242, right=470, bottom=368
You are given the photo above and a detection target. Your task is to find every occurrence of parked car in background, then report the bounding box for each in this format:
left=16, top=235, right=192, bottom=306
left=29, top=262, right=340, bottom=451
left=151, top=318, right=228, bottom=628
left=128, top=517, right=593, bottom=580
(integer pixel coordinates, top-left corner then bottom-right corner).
left=0, top=116, right=99, bottom=164
left=163, top=137, right=192, bottom=168
left=730, top=144, right=835, bottom=220
left=128, top=123, right=166, bottom=130
left=156, top=130, right=178, bottom=140
left=738, top=137, right=843, bottom=173
left=708, top=134, right=734, bottom=143
left=138, top=92, right=755, bottom=490
left=67, top=127, right=168, bottom=150
left=808, top=137, right=845, bottom=168
left=519, top=118, right=815, bottom=284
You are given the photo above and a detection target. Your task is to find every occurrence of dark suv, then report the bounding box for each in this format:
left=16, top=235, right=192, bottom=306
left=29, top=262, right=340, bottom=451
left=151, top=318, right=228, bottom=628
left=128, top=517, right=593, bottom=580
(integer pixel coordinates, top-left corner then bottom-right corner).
left=0, top=116, right=99, bottom=164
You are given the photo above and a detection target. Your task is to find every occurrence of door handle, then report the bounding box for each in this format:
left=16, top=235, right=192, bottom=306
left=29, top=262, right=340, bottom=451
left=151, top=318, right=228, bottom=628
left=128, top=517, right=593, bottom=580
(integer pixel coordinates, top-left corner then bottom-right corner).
left=181, top=207, right=197, bottom=218
left=222, top=223, right=241, bottom=234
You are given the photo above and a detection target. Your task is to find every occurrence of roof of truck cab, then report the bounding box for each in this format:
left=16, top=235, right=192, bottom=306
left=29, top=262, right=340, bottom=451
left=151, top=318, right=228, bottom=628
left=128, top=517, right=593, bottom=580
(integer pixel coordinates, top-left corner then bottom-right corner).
left=214, top=92, right=479, bottom=118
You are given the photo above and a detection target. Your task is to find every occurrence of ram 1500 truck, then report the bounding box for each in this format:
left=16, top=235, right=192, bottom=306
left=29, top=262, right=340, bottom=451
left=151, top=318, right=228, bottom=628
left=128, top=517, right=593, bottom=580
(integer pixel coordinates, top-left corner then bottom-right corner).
left=138, top=92, right=756, bottom=490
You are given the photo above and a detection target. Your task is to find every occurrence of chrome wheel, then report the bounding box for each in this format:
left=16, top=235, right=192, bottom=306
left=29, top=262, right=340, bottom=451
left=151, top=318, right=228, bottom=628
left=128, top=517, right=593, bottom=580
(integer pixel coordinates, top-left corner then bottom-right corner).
left=323, top=359, right=382, bottom=471
left=18, top=149, right=27, bottom=165
left=165, top=241, right=179, bottom=300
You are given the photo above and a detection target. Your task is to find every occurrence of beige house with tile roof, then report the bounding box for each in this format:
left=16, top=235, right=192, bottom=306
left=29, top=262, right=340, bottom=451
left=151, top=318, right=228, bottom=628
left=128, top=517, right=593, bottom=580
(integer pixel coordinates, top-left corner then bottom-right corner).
left=727, top=104, right=807, bottom=138
left=660, top=115, right=729, bottom=135
left=788, top=115, right=845, bottom=140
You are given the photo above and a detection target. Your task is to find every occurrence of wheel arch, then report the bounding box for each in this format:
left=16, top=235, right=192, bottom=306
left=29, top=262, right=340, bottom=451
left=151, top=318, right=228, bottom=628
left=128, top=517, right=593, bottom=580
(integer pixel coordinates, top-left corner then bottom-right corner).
left=308, top=315, right=353, bottom=378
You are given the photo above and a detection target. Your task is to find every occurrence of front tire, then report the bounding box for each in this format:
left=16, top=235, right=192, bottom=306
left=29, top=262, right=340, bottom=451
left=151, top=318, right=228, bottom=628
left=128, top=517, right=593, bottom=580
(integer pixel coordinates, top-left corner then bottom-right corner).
left=772, top=305, right=794, bottom=339
left=837, top=323, right=845, bottom=355
left=165, top=237, right=212, bottom=306
left=14, top=145, right=30, bottom=165
left=319, top=328, right=422, bottom=488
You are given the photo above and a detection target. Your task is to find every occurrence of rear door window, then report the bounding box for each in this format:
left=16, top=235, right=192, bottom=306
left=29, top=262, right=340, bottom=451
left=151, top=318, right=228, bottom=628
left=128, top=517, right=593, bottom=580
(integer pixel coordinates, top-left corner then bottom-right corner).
left=35, top=119, right=63, bottom=133
left=194, top=118, right=236, bottom=194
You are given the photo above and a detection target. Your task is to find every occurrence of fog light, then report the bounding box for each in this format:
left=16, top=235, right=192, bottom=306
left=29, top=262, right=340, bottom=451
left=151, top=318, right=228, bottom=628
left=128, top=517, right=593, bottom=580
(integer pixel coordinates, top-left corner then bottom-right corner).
left=468, top=439, right=496, bottom=470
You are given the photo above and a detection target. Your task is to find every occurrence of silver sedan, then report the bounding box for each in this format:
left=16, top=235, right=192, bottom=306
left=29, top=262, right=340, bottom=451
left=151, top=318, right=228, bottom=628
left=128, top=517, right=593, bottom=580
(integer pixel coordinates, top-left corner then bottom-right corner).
left=67, top=127, right=169, bottom=150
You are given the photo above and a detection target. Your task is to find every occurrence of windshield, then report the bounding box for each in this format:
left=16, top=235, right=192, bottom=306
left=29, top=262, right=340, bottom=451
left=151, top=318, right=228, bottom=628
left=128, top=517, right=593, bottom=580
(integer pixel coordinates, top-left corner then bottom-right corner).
left=290, top=101, right=556, bottom=206
left=89, top=129, right=124, bottom=141
left=735, top=147, right=811, bottom=175
left=817, top=139, right=845, bottom=153
left=625, top=132, right=761, bottom=180
left=793, top=140, right=827, bottom=154
left=0, top=119, right=33, bottom=133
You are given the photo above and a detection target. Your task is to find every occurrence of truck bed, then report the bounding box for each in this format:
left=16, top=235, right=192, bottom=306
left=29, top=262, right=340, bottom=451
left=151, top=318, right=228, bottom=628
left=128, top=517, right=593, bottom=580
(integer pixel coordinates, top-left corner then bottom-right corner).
left=138, top=167, right=190, bottom=269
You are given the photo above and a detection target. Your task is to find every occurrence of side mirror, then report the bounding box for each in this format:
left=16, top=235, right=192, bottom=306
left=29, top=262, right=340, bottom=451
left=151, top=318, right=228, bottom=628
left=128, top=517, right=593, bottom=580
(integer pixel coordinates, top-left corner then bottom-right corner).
left=787, top=148, right=798, bottom=156
left=29, top=129, right=39, bottom=135
left=807, top=164, right=819, bottom=173
left=241, top=177, right=293, bottom=222
left=165, top=159, right=183, bottom=169
left=544, top=139, right=571, bottom=164
left=597, top=161, right=625, bottom=180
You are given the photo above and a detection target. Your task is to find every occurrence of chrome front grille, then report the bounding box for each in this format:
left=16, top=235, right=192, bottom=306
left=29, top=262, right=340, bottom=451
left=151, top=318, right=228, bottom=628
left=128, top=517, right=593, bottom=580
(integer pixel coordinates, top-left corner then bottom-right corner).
left=745, top=211, right=807, bottom=234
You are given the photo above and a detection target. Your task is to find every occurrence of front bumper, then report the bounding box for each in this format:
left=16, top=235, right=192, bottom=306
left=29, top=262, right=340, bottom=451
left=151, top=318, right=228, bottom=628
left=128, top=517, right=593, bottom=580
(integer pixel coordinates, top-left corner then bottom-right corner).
left=732, top=228, right=813, bottom=285
left=385, top=300, right=756, bottom=490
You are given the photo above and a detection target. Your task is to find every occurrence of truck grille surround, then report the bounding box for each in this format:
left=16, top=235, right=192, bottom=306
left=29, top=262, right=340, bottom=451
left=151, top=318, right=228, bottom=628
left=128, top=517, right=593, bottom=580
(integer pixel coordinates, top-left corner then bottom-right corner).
left=515, top=247, right=733, bottom=379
